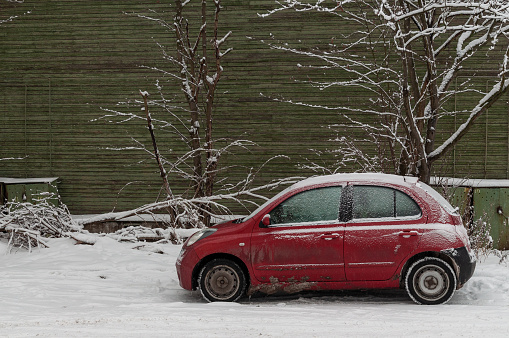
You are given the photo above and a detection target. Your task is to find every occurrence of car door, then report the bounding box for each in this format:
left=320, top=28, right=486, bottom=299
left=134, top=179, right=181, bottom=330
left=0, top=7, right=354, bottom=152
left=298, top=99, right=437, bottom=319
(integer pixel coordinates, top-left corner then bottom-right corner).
left=343, top=185, right=424, bottom=281
left=250, top=186, right=346, bottom=283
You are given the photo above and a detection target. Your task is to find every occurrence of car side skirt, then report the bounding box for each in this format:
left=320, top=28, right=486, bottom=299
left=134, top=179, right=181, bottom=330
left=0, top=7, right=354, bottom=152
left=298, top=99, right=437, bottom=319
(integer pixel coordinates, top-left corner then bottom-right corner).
left=247, top=279, right=401, bottom=296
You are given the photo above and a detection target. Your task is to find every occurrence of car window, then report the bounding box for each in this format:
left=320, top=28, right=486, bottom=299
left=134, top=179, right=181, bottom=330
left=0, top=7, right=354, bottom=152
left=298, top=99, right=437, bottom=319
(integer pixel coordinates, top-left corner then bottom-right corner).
left=269, top=186, right=342, bottom=225
left=395, top=189, right=421, bottom=217
left=353, top=186, right=394, bottom=219
left=353, top=186, right=420, bottom=220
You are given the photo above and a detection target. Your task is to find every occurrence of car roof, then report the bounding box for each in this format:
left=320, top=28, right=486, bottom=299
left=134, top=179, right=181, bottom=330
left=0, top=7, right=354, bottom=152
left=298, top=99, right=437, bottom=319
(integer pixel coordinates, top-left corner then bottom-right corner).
left=242, top=173, right=422, bottom=223
left=291, top=173, right=419, bottom=190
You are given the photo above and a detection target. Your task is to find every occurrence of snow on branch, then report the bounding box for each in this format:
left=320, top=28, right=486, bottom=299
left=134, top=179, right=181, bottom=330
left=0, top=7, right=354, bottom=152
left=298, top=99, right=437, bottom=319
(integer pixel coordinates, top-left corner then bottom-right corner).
left=123, top=10, right=174, bottom=31
left=260, top=0, right=509, bottom=182
left=79, top=176, right=302, bottom=226
left=258, top=0, right=343, bottom=18
left=429, top=77, right=509, bottom=161
left=216, top=31, right=232, bottom=48
left=0, top=155, right=27, bottom=161
left=1, top=0, right=30, bottom=25
left=0, top=14, right=19, bottom=24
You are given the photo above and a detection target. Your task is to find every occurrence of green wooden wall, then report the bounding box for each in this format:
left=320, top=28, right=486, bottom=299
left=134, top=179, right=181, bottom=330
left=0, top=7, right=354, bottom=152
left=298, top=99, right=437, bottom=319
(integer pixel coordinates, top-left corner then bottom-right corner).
left=1, top=0, right=509, bottom=214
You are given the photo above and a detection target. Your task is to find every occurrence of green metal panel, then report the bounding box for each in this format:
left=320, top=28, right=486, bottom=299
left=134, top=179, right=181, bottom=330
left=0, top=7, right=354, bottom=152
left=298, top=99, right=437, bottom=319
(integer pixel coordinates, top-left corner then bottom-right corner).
left=26, top=183, right=59, bottom=206
left=1, top=179, right=59, bottom=207
left=5, top=184, right=26, bottom=204
left=5, top=183, right=59, bottom=206
left=473, top=188, right=509, bottom=250
left=497, top=189, right=509, bottom=250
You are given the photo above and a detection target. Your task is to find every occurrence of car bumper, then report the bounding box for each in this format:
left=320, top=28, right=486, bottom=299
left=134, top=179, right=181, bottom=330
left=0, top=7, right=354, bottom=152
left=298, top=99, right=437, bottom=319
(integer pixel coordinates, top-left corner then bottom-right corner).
left=175, top=246, right=201, bottom=291
left=442, top=246, right=476, bottom=287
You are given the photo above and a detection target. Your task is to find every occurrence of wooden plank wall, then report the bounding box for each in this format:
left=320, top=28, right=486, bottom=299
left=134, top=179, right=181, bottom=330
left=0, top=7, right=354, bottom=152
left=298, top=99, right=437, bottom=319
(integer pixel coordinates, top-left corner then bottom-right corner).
left=1, top=0, right=508, bottom=214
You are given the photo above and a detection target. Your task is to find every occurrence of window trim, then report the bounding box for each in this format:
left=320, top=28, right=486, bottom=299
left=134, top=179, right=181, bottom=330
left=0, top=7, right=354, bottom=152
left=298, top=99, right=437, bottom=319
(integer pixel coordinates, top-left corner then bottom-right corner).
left=348, top=214, right=423, bottom=223
left=266, top=219, right=343, bottom=229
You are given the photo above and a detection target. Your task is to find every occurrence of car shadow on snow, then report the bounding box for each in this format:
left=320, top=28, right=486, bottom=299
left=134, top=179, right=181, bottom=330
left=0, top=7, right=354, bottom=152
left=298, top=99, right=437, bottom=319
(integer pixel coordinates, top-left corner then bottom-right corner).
left=173, top=287, right=473, bottom=305
left=171, top=287, right=412, bottom=305
left=241, top=289, right=413, bottom=305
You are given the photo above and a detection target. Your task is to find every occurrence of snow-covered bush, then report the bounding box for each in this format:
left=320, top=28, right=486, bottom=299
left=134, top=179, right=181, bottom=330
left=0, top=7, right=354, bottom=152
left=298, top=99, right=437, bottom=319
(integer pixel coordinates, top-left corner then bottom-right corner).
left=0, top=192, right=205, bottom=252
left=0, top=197, right=82, bottom=252
left=467, top=215, right=493, bottom=260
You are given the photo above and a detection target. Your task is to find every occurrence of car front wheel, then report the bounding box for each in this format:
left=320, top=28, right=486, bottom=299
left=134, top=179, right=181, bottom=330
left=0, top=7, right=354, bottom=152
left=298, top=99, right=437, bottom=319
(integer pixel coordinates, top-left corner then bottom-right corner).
left=198, top=258, right=247, bottom=302
left=405, top=257, right=457, bottom=305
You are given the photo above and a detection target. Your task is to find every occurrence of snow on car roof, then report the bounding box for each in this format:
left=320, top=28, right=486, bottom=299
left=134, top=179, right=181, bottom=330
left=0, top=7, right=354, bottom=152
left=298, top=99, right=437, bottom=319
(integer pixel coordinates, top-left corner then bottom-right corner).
left=291, top=173, right=419, bottom=190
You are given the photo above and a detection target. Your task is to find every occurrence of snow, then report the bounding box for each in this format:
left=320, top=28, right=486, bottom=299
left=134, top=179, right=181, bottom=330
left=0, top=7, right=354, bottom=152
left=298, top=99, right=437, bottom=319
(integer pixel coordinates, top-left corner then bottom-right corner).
left=0, top=177, right=58, bottom=184
left=73, top=214, right=240, bottom=225
left=431, top=176, right=509, bottom=188
left=291, top=172, right=419, bottom=190
left=1, top=238, right=508, bottom=336
left=216, top=31, right=232, bottom=47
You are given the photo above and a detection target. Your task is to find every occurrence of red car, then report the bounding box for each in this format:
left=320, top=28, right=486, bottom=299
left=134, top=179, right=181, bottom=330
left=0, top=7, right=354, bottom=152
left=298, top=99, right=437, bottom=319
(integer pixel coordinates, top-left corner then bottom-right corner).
left=176, top=173, right=476, bottom=305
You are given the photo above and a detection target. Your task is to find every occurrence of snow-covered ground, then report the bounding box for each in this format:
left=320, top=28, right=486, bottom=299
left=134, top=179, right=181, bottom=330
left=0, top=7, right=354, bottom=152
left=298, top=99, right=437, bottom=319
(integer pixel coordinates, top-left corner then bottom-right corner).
left=1, top=238, right=508, bottom=337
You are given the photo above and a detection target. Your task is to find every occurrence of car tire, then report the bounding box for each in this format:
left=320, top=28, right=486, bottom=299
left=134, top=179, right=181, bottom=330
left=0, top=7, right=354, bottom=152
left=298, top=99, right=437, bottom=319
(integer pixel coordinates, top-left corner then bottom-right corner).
left=405, top=257, right=457, bottom=305
left=198, top=258, right=247, bottom=302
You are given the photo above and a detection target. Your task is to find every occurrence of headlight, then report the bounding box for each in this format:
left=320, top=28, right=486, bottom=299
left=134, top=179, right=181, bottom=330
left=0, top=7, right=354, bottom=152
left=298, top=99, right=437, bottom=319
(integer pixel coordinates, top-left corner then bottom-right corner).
left=185, top=228, right=217, bottom=247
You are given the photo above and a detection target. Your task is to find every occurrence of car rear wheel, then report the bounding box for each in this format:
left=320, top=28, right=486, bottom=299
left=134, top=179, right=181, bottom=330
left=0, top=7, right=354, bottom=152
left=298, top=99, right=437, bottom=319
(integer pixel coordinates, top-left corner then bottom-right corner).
left=198, top=258, right=246, bottom=302
left=405, top=257, right=456, bottom=305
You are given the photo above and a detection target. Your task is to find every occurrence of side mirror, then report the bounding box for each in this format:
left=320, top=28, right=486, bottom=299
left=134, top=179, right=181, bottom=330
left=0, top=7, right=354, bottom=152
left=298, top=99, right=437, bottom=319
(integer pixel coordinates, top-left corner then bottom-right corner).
left=260, top=214, right=271, bottom=227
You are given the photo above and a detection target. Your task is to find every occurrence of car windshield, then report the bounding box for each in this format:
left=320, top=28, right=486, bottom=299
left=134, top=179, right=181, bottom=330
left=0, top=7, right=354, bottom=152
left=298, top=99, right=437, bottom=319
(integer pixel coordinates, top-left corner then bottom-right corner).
left=241, top=186, right=295, bottom=222
left=418, top=182, right=459, bottom=215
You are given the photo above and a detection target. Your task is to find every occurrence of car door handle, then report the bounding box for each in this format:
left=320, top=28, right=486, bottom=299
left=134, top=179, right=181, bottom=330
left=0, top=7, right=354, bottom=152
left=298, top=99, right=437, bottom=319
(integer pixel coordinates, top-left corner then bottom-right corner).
left=398, top=231, right=420, bottom=238
left=320, top=233, right=340, bottom=241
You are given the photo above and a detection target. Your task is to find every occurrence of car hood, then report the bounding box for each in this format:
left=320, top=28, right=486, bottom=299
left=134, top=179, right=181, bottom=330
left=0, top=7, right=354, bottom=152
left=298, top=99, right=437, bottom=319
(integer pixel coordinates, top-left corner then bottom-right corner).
left=209, top=217, right=253, bottom=235
left=211, top=219, right=240, bottom=230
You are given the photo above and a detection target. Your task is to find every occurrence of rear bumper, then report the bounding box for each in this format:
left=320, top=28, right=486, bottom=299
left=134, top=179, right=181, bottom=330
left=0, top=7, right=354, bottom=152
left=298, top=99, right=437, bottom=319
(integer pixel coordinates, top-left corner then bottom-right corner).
left=442, top=246, right=476, bottom=288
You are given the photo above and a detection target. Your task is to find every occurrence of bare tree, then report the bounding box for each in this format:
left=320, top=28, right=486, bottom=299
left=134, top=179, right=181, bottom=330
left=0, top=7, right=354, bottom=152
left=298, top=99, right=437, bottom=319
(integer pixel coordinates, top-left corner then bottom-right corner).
left=95, top=0, right=299, bottom=228
left=107, top=0, right=233, bottom=227
left=171, top=0, right=232, bottom=225
left=261, top=0, right=509, bottom=183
